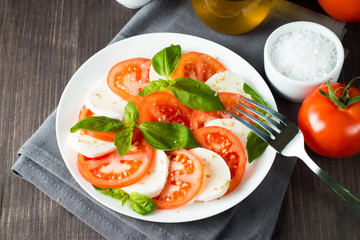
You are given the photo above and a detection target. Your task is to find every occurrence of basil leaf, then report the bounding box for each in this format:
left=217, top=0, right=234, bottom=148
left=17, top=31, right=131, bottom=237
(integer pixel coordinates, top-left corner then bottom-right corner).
left=93, top=187, right=157, bottom=215
left=246, top=127, right=269, bottom=163
left=70, top=116, right=125, bottom=133
left=151, top=44, right=181, bottom=78
left=243, top=83, right=269, bottom=115
left=138, top=122, right=201, bottom=150
left=93, top=186, right=129, bottom=206
left=114, top=127, right=133, bottom=156
left=241, top=84, right=271, bottom=162
left=243, top=83, right=269, bottom=106
left=124, top=102, right=139, bottom=127
left=129, top=192, right=157, bottom=215
left=138, top=79, right=175, bottom=97
left=171, top=78, right=226, bottom=111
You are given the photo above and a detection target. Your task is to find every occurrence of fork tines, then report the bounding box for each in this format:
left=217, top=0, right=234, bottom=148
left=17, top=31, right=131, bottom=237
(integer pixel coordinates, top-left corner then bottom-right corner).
left=229, top=97, right=360, bottom=214
left=228, top=97, right=298, bottom=152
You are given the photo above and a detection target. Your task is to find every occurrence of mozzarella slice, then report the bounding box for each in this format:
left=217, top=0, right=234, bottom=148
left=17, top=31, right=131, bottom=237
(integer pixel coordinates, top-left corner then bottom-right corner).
left=84, top=79, right=128, bottom=120
left=68, top=131, right=115, bottom=158
left=149, top=64, right=162, bottom=82
left=149, top=64, right=174, bottom=82
left=205, top=118, right=251, bottom=157
left=205, top=71, right=251, bottom=97
left=190, top=148, right=231, bottom=202
left=122, top=150, right=170, bottom=198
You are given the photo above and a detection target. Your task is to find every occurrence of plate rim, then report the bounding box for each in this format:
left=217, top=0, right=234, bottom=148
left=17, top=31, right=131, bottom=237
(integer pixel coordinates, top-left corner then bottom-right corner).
left=56, top=32, right=277, bottom=223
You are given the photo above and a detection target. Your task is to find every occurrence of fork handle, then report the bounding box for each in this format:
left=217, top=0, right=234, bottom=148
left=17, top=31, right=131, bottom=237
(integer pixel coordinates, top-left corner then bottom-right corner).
left=298, top=151, right=360, bottom=214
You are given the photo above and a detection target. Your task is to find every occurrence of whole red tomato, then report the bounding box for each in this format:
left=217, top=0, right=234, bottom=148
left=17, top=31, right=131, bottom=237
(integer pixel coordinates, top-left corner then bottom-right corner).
left=318, top=0, right=360, bottom=23
left=298, top=79, right=360, bottom=158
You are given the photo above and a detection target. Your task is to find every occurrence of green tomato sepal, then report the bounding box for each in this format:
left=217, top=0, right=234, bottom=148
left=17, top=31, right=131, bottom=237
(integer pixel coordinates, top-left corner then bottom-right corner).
left=319, top=77, right=360, bottom=109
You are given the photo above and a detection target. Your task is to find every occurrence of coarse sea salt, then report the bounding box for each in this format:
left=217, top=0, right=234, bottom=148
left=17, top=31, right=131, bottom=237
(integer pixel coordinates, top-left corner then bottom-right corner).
left=270, top=29, right=337, bottom=81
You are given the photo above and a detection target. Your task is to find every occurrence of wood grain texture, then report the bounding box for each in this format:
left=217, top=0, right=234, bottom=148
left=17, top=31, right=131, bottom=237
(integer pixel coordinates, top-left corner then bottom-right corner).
left=272, top=2, right=360, bottom=239
left=0, top=0, right=136, bottom=239
left=1, top=0, right=359, bottom=239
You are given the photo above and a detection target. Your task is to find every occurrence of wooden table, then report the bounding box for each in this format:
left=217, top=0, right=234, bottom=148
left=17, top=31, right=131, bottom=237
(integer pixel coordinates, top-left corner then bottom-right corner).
left=1, top=0, right=359, bottom=239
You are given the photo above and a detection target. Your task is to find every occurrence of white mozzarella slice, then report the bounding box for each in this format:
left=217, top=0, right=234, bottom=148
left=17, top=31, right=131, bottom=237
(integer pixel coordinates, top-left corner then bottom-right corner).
left=68, top=131, right=115, bottom=158
left=84, top=79, right=128, bottom=120
left=149, top=64, right=173, bottom=82
left=190, top=148, right=231, bottom=202
left=149, top=65, right=162, bottom=82
left=122, top=150, right=170, bottom=198
left=205, top=118, right=250, bottom=157
left=205, top=71, right=251, bottom=97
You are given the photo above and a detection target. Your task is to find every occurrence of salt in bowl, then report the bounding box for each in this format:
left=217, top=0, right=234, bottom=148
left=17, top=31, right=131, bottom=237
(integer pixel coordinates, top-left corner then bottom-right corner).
left=264, top=21, right=344, bottom=103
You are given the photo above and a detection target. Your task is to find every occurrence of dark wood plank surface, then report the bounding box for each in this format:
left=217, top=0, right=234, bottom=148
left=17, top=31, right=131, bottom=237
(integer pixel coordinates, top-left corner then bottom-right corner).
left=1, top=0, right=359, bottom=239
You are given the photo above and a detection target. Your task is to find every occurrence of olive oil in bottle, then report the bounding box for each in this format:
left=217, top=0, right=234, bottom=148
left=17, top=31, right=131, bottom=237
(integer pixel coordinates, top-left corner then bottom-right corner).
left=191, top=0, right=273, bottom=34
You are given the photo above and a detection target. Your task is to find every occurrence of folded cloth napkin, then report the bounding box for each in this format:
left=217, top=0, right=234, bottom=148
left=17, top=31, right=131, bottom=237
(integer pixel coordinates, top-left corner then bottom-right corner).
left=12, top=0, right=345, bottom=239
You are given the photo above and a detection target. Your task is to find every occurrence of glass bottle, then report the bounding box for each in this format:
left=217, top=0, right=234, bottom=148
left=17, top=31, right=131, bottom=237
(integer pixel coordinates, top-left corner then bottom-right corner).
left=191, top=0, right=273, bottom=34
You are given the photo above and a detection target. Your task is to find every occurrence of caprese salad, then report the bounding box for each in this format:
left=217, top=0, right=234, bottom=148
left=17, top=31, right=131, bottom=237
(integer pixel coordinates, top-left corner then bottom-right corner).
left=68, top=44, right=269, bottom=215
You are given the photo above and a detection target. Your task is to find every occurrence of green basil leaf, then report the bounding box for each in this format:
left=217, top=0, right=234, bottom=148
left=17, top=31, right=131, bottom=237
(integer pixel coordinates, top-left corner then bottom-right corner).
left=128, top=192, right=157, bottom=215
left=138, top=122, right=201, bottom=150
left=70, top=116, right=125, bottom=133
left=114, top=127, right=133, bottom=156
left=243, top=83, right=269, bottom=115
left=243, top=83, right=272, bottom=162
left=93, top=187, right=157, bottom=215
left=246, top=129, right=268, bottom=163
left=93, top=186, right=129, bottom=206
left=171, top=78, right=225, bottom=111
left=151, top=44, right=181, bottom=78
left=124, top=102, right=139, bottom=127
left=138, top=79, right=175, bottom=97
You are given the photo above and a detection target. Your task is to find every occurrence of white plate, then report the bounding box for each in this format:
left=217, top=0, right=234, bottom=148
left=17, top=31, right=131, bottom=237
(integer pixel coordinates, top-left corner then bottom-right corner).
left=56, top=33, right=277, bottom=223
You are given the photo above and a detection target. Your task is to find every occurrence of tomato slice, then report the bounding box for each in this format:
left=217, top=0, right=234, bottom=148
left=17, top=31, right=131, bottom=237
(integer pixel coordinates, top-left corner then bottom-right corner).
left=152, top=149, right=204, bottom=209
left=107, top=58, right=151, bottom=105
left=172, top=51, right=226, bottom=82
left=190, top=92, right=258, bottom=131
left=77, top=105, right=117, bottom=142
left=77, top=137, right=154, bottom=188
left=194, top=126, right=246, bottom=195
left=138, top=91, right=193, bottom=128
left=190, top=110, right=231, bottom=131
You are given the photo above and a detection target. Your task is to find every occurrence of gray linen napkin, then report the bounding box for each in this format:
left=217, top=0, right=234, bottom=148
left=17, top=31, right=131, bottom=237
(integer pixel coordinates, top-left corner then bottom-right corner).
left=12, top=0, right=345, bottom=239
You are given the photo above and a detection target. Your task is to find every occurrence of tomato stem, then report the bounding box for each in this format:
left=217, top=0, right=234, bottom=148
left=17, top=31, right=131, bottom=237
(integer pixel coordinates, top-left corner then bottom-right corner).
left=319, top=77, right=360, bottom=109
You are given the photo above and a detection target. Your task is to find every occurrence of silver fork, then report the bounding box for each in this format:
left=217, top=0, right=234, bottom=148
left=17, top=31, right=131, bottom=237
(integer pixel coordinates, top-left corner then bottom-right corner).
left=228, top=97, right=360, bottom=214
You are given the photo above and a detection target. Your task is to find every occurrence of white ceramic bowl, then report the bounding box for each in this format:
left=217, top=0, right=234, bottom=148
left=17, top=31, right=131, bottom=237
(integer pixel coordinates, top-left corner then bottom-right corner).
left=264, top=21, right=344, bottom=103
left=116, top=0, right=152, bottom=9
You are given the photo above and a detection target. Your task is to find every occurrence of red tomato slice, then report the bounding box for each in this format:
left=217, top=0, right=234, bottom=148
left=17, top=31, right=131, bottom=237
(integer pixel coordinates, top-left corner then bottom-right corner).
left=107, top=58, right=151, bottom=105
left=138, top=91, right=193, bottom=128
left=194, top=126, right=247, bottom=195
left=172, top=52, right=226, bottom=82
left=153, top=149, right=204, bottom=209
left=190, top=92, right=258, bottom=131
left=190, top=109, right=231, bottom=131
left=78, top=105, right=117, bottom=142
left=77, top=137, right=154, bottom=188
